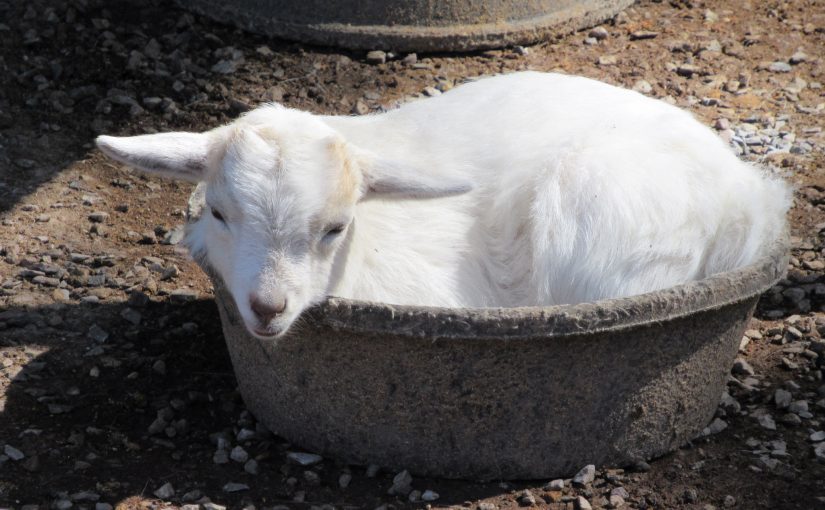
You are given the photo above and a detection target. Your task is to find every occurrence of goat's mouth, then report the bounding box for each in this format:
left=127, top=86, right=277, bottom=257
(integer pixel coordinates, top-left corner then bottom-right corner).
left=248, top=322, right=289, bottom=340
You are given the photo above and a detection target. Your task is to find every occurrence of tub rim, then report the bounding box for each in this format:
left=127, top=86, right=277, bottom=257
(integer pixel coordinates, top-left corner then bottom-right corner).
left=188, top=184, right=789, bottom=341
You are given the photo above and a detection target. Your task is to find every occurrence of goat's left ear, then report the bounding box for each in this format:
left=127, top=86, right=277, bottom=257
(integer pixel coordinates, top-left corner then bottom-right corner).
left=359, top=155, right=475, bottom=199
left=96, top=132, right=211, bottom=183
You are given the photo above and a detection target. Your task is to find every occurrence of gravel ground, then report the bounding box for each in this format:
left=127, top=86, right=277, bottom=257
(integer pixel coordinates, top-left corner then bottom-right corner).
left=1, top=0, right=824, bottom=509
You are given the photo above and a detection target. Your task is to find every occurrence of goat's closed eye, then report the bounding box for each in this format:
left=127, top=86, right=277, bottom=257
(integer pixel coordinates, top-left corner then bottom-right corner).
left=211, top=207, right=226, bottom=223
left=323, top=224, right=346, bottom=241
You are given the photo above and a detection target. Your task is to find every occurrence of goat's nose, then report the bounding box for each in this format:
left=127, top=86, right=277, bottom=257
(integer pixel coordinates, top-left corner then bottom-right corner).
left=250, top=295, right=286, bottom=323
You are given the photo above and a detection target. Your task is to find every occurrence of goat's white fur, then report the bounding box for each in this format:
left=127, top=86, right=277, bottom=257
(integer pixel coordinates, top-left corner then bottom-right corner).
left=96, top=72, right=790, bottom=339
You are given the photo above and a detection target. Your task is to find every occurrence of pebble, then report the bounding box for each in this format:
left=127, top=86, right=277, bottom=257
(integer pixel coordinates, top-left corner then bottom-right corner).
left=366, top=463, right=380, bottom=477
left=366, top=50, right=386, bottom=64
left=732, top=358, right=755, bottom=376
left=724, top=495, right=736, bottom=507
left=573, top=464, right=596, bottom=486
left=287, top=451, right=322, bottom=466
left=758, top=414, right=777, bottom=430
left=588, top=27, right=609, bottom=40
left=546, top=479, right=564, bottom=490
left=53, top=499, right=72, bottom=510
left=421, top=490, right=439, bottom=502
left=630, top=31, right=658, bottom=40
left=769, top=61, right=792, bottom=73
left=609, top=494, right=626, bottom=508
left=597, top=55, right=617, bottom=66
left=95, top=504, right=112, bottom=510
left=388, top=469, right=413, bottom=495
left=170, top=289, right=198, bottom=303
left=4, top=444, right=25, bottom=460
left=230, top=445, right=249, bottom=463
left=577, top=496, right=593, bottom=510
left=338, top=472, right=352, bottom=489
left=222, top=482, right=249, bottom=492
left=789, top=51, right=808, bottom=64
left=632, top=80, right=653, bottom=94
left=213, top=449, right=229, bottom=464
left=153, top=482, right=174, bottom=499
left=703, top=417, right=728, bottom=435
left=88, top=212, right=109, bottom=223
left=518, top=489, right=536, bottom=506
left=788, top=400, right=808, bottom=414
left=810, top=431, right=825, bottom=442
left=775, top=388, right=792, bottom=408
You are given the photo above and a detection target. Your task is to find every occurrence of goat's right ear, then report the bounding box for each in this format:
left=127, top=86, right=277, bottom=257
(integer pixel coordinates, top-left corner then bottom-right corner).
left=95, top=132, right=211, bottom=182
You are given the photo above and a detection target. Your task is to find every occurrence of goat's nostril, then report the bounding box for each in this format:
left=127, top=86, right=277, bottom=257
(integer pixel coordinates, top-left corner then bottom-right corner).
left=250, top=295, right=287, bottom=322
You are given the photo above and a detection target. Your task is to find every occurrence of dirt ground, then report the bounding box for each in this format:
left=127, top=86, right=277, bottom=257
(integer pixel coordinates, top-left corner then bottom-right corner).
left=1, top=0, right=824, bottom=509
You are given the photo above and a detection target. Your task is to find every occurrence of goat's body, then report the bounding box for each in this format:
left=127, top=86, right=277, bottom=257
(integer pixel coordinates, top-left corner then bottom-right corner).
left=324, top=72, right=789, bottom=307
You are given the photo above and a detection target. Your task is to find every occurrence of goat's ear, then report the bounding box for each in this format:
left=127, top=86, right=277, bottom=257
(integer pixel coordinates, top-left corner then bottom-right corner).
left=95, top=132, right=211, bottom=182
left=360, top=157, right=474, bottom=199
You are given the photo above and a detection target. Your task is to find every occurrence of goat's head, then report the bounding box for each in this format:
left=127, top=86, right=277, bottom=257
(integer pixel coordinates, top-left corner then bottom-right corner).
left=96, top=105, right=472, bottom=339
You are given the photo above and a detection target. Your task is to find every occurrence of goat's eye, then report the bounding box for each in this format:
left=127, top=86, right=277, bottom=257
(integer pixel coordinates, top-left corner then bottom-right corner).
left=211, top=208, right=226, bottom=223
left=323, top=224, right=346, bottom=240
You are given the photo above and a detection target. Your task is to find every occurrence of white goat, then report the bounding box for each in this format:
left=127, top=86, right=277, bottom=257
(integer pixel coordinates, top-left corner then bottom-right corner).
left=96, top=71, right=790, bottom=339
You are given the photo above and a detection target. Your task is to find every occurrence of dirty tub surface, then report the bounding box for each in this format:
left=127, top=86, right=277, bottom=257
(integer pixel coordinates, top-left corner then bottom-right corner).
left=187, top=185, right=788, bottom=480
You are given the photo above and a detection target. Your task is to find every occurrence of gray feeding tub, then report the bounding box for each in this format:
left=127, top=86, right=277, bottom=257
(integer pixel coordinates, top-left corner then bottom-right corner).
left=187, top=187, right=788, bottom=480
left=174, top=0, right=635, bottom=52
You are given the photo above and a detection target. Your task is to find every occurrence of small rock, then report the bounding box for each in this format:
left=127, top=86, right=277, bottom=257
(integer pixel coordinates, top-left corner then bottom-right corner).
left=153, top=482, right=174, bottom=500
left=758, top=414, right=777, bottom=430
left=609, top=494, right=626, bottom=508
left=769, top=61, right=792, bottom=73
left=88, top=212, right=109, bottom=223
left=95, top=504, right=113, bottom=510
left=576, top=496, right=593, bottom=510
left=732, top=358, right=755, bottom=376
left=351, top=99, right=370, bottom=115
left=790, top=51, right=807, bottom=64
left=388, top=469, right=413, bottom=495
left=366, top=50, right=386, bottom=64
left=775, top=389, right=792, bottom=408
left=152, top=359, right=166, bottom=375
left=4, top=444, right=24, bottom=460
left=230, top=446, right=249, bottom=463
left=573, top=464, right=596, bottom=486
left=213, top=449, right=229, bottom=464
left=677, top=64, right=700, bottom=77
left=421, top=490, right=439, bottom=502
left=598, top=55, right=618, bottom=66
left=703, top=417, right=728, bottom=435
left=589, top=27, right=609, bottom=40
left=402, top=53, right=418, bottom=65
left=53, top=499, right=72, bottom=510
left=366, top=464, right=380, bottom=477
left=630, top=31, right=658, bottom=40
left=788, top=400, right=808, bottom=414
left=244, top=459, right=258, bottom=474
left=546, top=479, right=564, bottom=490
left=518, top=489, right=536, bottom=506
left=632, top=80, right=653, bottom=94
left=338, top=472, right=352, bottom=489
left=723, top=495, right=736, bottom=507
left=222, top=482, right=249, bottom=493
left=287, top=451, right=323, bottom=466
left=810, top=431, right=825, bottom=442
